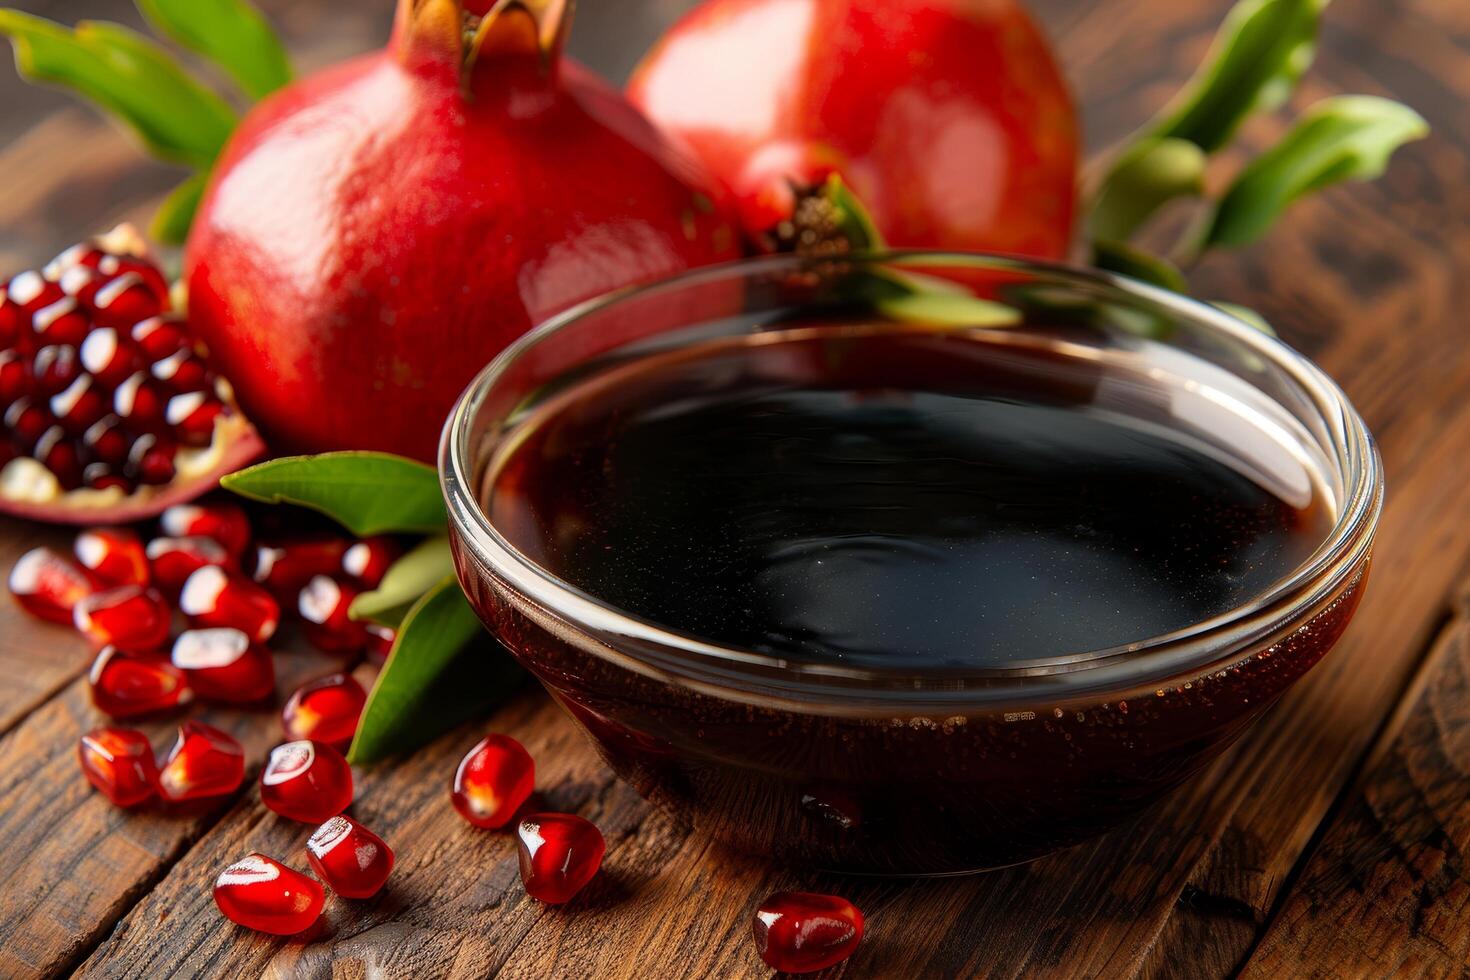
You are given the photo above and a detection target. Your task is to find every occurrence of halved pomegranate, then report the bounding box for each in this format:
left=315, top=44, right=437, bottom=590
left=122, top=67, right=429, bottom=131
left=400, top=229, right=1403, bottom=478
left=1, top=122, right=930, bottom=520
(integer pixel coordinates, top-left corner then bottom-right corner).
left=0, top=226, right=264, bottom=524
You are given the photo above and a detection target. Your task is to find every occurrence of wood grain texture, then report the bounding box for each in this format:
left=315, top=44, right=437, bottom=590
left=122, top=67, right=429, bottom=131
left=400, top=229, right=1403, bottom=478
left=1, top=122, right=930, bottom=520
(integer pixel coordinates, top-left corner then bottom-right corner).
left=0, top=0, right=1464, bottom=977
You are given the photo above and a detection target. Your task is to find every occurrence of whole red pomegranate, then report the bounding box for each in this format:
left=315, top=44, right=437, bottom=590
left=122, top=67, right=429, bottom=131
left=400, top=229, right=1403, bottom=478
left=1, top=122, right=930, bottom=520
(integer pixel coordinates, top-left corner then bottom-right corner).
left=185, top=0, right=740, bottom=462
left=628, top=0, right=1079, bottom=258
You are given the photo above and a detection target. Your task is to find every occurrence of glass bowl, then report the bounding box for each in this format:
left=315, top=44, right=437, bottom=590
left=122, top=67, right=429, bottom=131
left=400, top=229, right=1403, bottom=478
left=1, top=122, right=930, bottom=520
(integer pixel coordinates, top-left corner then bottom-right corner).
left=441, top=253, right=1381, bottom=875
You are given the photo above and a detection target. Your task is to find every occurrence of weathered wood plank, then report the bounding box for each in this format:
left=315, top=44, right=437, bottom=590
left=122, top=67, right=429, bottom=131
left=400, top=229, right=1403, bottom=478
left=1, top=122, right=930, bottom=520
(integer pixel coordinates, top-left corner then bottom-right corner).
left=1239, top=601, right=1470, bottom=978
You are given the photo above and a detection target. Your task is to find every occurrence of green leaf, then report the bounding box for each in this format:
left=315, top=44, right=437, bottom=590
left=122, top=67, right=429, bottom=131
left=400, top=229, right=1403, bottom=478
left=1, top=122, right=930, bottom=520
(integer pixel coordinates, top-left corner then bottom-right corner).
left=348, top=578, right=523, bottom=764
left=349, top=536, right=454, bottom=626
left=824, top=174, right=886, bottom=251
left=1152, top=0, right=1326, bottom=154
left=1092, top=239, right=1190, bottom=293
left=0, top=12, right=235, bottom=169
left=875, top=290, right=1021, bottom=329
left=222, top=452, right=447, bottom=536
left=1212, top=301, right=1278, bottom=336
left=1200, top=95, right=1427, bottom=249
left=1088, top=137, right=1206, bottom=243
left=135, top=0, right=291, bottom=100
left=149, top=171, right=207, bottom=245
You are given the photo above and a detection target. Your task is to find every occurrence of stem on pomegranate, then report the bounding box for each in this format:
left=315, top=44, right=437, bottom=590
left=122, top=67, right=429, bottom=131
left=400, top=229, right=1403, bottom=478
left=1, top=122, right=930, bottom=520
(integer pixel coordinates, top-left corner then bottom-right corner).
left=392, top=0, right=464, bottom=78
left=469, top=0, right=573, bottom=73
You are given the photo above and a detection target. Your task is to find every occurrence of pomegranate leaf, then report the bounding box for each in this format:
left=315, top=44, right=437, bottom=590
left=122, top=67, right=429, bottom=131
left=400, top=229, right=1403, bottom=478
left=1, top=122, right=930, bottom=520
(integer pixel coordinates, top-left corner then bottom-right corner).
left=348, top=577, right=523, bottom=764
left=1198, top=95, right=1427, bottom=250
left=135, top=0, right=291, bottom=101
left=222, top=452, right=446, bottom=537
left=1212, top=302, right=1277, bottom=336
left=1091, top=239, right=1189, bottom=294
left=0, top=12, right=235, bottom=169
left=1088, top=137, right=1206, bottom=243
left=823, top=174, right=885, bottom=251
left=150, top=172, right=207, bottom=245
left=349, top=536, right=454, bottom=627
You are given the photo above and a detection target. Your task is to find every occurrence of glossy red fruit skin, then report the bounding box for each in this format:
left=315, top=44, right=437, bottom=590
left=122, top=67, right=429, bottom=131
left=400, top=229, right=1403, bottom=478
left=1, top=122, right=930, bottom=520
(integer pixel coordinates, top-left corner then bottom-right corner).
left=74, top=526, right=149, bottom=587
left=179, top=565, right=279, bottom=642
left=89, top=646, right=193, bottom=718
left=297, top=575, right=369, bottom=653
left=73, top=584, right=171, bottom=651
left=260, top=740, right=354, bottom=823
left=306, top=814, right=394, bottom=898
left=145, top=535, right=233, bottom=595
left=9, top=546, right=92, bottom=623
left=752, top=891, right=865, bottom=973
left=171, top=628, right=275, bottom=703
left=183, top=4, right=741, bottom=463
left=281, top=673, right=367, bottom=747
left=341, top=536, right=398, bottom=588
left=451, top=734, right=535, bottom=830
left=214, top=852, right=325, bottom=936
left=78, top=726, right=158, bottom=806
left=157, top=720, right=245, bottom=801
left=252, top=536, right=349, bottom=596
left=516, top=813, right=605, bottom=904
left=628, top=0, right=1078, bottom=258
left=159, top=501, right=251, bottom=558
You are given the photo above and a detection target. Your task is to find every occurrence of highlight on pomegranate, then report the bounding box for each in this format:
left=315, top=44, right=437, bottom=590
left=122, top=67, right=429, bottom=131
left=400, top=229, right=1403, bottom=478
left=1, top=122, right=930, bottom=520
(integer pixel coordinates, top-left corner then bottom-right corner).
left=0, top=0, right=1449, bottom=975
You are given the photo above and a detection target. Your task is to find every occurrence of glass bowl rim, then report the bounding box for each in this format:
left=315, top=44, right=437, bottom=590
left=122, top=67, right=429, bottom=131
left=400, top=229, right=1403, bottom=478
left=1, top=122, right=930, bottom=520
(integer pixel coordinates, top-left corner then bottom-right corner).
left=440, top=251, right=1382, bottom=699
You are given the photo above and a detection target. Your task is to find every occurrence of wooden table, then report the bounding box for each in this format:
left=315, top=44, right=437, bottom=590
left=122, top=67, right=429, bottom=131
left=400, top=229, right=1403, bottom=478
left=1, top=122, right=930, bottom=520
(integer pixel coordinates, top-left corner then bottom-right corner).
left=1, top=0, right=1466, bottom=975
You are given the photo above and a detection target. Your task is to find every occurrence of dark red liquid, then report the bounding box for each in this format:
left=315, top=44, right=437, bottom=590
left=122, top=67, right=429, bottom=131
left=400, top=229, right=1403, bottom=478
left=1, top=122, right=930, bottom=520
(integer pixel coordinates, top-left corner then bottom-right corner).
left=466, top=325, right=1360, bottom=872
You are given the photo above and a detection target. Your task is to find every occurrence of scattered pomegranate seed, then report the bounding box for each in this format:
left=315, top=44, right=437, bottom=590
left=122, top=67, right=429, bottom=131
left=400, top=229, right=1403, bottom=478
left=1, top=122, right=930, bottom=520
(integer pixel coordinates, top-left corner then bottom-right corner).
left=341, top=536, right=398, bottom=588
left=281, top=673, right=367, bottom=747
left=213, top=853, right=325, bottom=935
left=516, top=813, right=605, bottom=904
left=297, top=575, right=369, bottom=652
left=179, top=565, right=279, bottom=643
left=365, top=623, right=396, bottom=664
left=306, top=815, right=394, bottom=898
left=9, top=546, right=92, bottom=623
left=78, top=726, right=157, bottom=807
left=452, top=734, right=535, bottom=830
left=73, top=584, right=170, bottom=651
left=751, top=891, right=865, bottom=974
left=145, top=535, right=233, bottom=595
left=260, top=740, right=354, bottom=823
left=171, top=628, right=275, bottom=703
left=73, top=526, right=149, bottom=587
left=160, top=501, right=251, bottom=558
left=88, top=646, right=192, bottom=718
left=253, top=536, right=348, bottom=596
left=157, top=720, right=245, bottom=801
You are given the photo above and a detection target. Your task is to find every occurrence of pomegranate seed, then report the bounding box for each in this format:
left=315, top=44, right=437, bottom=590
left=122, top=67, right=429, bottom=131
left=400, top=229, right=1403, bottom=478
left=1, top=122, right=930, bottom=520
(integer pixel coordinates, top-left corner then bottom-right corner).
left=0, top=299, right=19, bottom=350
left=365, top=623, right=396, bottom=664
left=32, top=344, right=80, bottom=395
left=82, top=415, right=129, bottom=466
left=96, top=252, right=170, bottom=301
left=8, top=269, right=61, bottom=312
left=179, top=565, right=279, bottom=642
left=281, top=673, right=366, bottom=747
left=9, top=546, right=92, bottom=623
left=6, top=398, right=54, bottom=449
left=32, top=296, right=90, bottom=346
left=0, top=349, right=32, bottom=404
left=306, top=815, right=394, bottom=898
left=50, top=374, right=107, bottom=434
left=131, top=314, right=188, bottom=361
left=260, top=740, right=354, bottom=823
left=151, top=348, right=209, bottom=392
left=341, top=537, right=398, bottom=588
left=74, top=526, right=149, bottom=587
left=74, top=585, right=170, bottom=651
left=126, top=432, right=177, bottom=485
left=452, top=734, right=535, bottom=829
left=78, top=726, right=158, bottom=807
left=157, top=720, right=244, bottom=801
left=165, top=390, right=223, bottom=446
left=88, top=646, right=192, bottom=718
left=213, top=853, right=325, bottom=936
left=253, top=536, right=349, bottom=595
left=160, top=501, right=251, bottom=558
left=146, top=535, right=233, bottom=595
left=87, top=272, right=164, bottom=328
left=84, top=464, right=134, bottom=494
left=112, top=371, right=166, bottom=430
left=33, top=426, right=83, bottom=489
left=80, top=327, right=142, bottom=386
left=516, top=813, right=605, bottom=904
left=752, top=892, right=865, bottom=974
left=171, top=628, right=275, bottom=703
left=297, top=575, right=369, bottom=652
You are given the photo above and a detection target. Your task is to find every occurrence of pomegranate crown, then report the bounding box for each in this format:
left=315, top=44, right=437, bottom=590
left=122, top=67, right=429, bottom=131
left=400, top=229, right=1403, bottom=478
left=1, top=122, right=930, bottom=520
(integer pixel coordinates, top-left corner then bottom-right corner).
left=394, top=0, right=572, bottom=90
